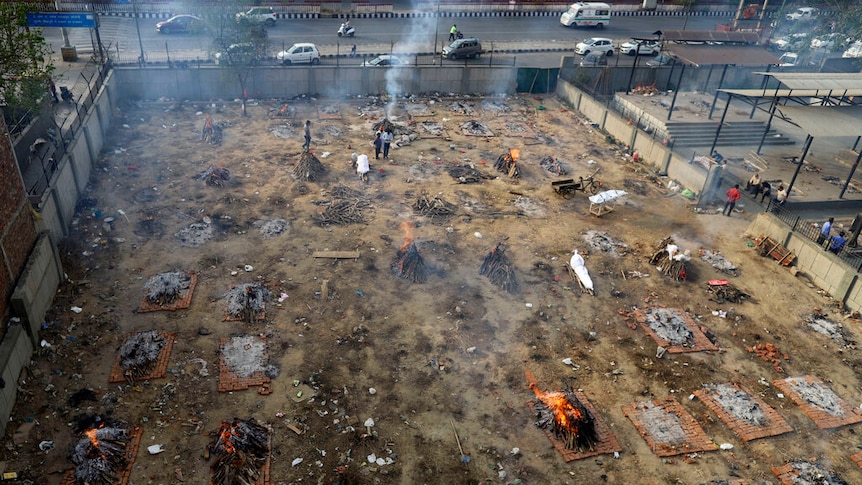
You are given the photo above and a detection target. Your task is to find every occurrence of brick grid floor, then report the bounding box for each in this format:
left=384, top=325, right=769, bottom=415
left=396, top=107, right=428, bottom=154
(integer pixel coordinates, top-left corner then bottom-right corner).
left=851, top=451, right=862, bottom=468
left=223, top=284, right=267, bottom=322
left=771, top=461, right=846, bottom=485
left=634, top=308, right=719, bottom=354
left=60, top=426, right=143, bottom=485
left=694, top=383, right=793, bottom=442
left=109, top=332, right=176, bottom=384
left=137, top=271, right=197, bottom=313
left=526, top=389, right=621, bottom=463
left=208, top=424, right=272, bottom=485
left=773, top=375, right=862, bottom=429
left=499, top=122, right=537, bottom=139
left=622, top=396, right=717, bottom=457
left=218, top=336, right=271, bottom=393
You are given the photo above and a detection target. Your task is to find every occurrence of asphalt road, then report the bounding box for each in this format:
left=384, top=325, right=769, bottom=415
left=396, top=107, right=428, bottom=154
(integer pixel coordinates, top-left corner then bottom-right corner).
left=43, top=13, right=730, bottom=67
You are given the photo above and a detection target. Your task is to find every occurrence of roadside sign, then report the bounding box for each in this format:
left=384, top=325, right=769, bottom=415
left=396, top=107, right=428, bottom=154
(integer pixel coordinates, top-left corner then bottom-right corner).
left=26, top=12, right=97, bottom=28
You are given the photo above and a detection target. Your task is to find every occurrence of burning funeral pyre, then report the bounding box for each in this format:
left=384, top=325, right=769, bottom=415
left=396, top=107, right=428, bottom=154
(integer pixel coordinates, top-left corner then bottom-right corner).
left=293, top=150, right=326, bottom=182
left=391, top=222, right=427, bottom=283
left=208, top=418, right=270, bottom=485
left=71, top=422, right=131, bottom=485
left=226, top=283, right=271, bottom=322
left=143, top=271, right=192, bottom=305
left=649, top=237, right=690, bottom=280
left=539, top=155, right=567, bottom=176
left=412, top=192, right=456, bottom=222
left=373, top=118, right=397, bottom=134
left=530, top=384, right=599, bottom=452
left=119, top=330, right=166, bottom=384
left=494, top=149, right=521, bottom=178
left=480, top=242, right=518, bottom=293
left=201, top=114, right=224, bottom=145
left=196, top=164, right=231, bottom=187
left=315, top=185, right=372, bottom=226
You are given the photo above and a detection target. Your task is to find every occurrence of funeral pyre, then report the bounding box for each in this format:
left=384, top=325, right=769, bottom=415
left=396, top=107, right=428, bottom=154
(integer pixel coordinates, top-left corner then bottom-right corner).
left=480, top=242, right=518, bottom=293
left=119, top=330, right=166, bottom=384
left=143, top=271, right=191, bottom=305
left=530, top=384, right=599, bottom=452
left=226, top=283, right=271, bottom=322
left=293, top=150, right=327, bottom=182
left=412, top=192, right=456, bottom=222
left=706, top=280, right=749, bottom=304
left=373, top=118, right=397, bottom=134
left=71, top=421, right=132, bottom=485
left=649, top=237, right=689, bottom=280
left=391, top=222, right=428, bottom=283
left=494, top=149, right=521, bottom=178
left=208, top=418, right=270, bottom=485
left=539, top=155, right=567, bottom=176
left=315, top=185, right=372, bottom=226
left=200, top=114, right=224, bottom=145
left=196, top=164, right=230, bottom=187
left=448, top=164, right=485, bottom=184
left=460, top=119, right=494, bottom=136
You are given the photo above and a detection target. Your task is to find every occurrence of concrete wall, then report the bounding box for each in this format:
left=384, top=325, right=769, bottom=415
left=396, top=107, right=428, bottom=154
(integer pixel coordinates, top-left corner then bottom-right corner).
left=0, top=326, right=34, bottom=428
left=746, top=213, right=862, bottom=311
left=10, top=233, right=64, bottom=345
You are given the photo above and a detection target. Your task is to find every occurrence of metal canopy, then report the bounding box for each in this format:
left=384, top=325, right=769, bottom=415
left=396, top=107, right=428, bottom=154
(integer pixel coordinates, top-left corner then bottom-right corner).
left=660, top=30, right=761, bottom=44
left=720, top=88, right=862, bottom=98
left=769, top=106, right=862, bottom=137
left=665, top=44, right=780, bottom=67
left=751, top=72, right=862, bottom=91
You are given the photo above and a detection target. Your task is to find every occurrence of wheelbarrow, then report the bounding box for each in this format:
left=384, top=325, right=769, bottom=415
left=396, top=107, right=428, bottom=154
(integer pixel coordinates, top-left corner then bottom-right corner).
left=551, top=169, right=601, bottom=199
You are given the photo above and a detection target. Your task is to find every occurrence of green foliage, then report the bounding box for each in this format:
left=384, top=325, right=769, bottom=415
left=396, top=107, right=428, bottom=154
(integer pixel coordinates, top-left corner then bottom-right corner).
left=0, top=3, right=54, bottom=117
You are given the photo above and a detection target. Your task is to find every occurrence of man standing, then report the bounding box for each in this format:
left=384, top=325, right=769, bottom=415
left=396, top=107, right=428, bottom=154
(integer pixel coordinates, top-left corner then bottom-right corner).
left=818, top=217, right=834, bottom=246
left=381, top=128, right=394, bottom=159
left=723, top=184, right=741, bottom=217
left=302, top=120, right=311, bottom=150
left=449, top=24, right=458, bottom=42
left=373, top=132, right=383, bottom=160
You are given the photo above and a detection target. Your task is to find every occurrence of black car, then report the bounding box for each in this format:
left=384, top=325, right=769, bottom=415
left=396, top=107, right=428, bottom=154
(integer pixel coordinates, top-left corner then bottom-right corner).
left=156, top=15, right=206, bottom=34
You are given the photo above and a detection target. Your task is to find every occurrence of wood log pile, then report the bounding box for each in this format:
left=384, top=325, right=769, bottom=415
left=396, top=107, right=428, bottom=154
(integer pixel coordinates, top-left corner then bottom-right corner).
left=649, top=237, right=688, bottom=281
left=144, top=271, right=191, bottom=305
left=532, top=386, right=599, bottom=452
left=200, top=114, right=223, bottom=145
left=72, top=424, right=130, bottom=485
left=412, top=192, right=456, bottom=221
left=539, top=155, right=567, bottom=176
left=208, top=418, right=269, bottom=485
left=373, top=118, right=396, bottom=134
left=494, top=150, right=520, bottom=178
left=293, top=150, right=327, bottom=182
left=391, top=241, right=428, bottom=283
left=707, top=282, right=749, bottom=303
left=226, top=283, right=271, bottom=323
left=480, top=242, right=518, bottom=293
left=196, top=165, right=230, bottom=187
left=119, top=330, right=166, bottom=384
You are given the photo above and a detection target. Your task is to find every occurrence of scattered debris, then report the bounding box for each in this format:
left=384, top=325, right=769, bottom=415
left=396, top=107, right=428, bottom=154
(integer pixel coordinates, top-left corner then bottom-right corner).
left=700, top=249, right=738, bottom=276
left=748, top=342, right=786, bottom=372
left=480, top=242, right=518, bottom=293
left=539, top=155, right=567, bottom=176
left=775, top=460, right=849, bottom=485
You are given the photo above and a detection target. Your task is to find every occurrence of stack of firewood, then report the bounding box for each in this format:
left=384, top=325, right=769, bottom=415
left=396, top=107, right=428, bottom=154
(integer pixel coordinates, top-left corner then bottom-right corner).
left=294, top=151, right=326, bottom=181
left=480, top=242, right=518, bottom=293
left=649, top=236, right=688, bottom=281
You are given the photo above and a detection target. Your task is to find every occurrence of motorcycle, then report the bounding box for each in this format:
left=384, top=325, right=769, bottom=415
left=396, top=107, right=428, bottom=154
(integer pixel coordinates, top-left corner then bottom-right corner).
left=337, top=22, right=355, bottom=37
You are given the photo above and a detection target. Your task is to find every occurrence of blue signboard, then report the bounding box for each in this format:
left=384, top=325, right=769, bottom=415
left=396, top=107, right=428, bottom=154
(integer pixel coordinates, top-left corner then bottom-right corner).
left=26, top=12, right=97, bottom=29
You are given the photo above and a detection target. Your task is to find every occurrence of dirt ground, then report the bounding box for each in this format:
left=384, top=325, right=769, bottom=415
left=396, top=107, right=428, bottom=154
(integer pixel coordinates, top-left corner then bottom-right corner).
left=4, top=92, right=862, bottom=485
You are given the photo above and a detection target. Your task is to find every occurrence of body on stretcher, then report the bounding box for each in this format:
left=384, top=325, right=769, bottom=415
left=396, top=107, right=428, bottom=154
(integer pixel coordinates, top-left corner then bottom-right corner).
left=569, top=250, right=594, bottom=294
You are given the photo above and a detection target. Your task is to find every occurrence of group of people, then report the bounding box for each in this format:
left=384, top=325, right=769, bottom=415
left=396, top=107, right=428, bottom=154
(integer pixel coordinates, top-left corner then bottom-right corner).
left=818, top=217, right=849, bottom=254
left=301, top=120, right=395, bottom=184
left=723, top=174, right=788, bottom=217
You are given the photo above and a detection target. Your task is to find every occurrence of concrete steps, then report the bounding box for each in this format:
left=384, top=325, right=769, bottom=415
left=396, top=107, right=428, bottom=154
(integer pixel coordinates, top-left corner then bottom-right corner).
left=665, top=120, right=796, bottom=148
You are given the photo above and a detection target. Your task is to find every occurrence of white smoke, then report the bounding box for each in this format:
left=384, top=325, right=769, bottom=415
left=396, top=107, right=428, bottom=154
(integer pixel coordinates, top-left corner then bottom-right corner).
left=383, top=9, right=438, bottom=118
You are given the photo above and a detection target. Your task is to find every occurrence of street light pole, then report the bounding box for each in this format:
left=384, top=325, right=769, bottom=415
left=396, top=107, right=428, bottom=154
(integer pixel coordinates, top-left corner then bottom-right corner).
left=133, top=0, right=145, bottom=65
left=433, top=0, right=440, bottom=55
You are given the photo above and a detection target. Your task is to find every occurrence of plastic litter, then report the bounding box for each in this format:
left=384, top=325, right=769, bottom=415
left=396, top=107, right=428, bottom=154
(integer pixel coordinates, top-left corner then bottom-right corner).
left=474, top=232, right=483, bottom=239
left=70, top=306, right=83, bottom=313
left=244, top=265, right=254, bottom=272
left=719, top=443, right=734, bottom=450
left=292, top=457, right=303, bottom=466
left=38, top=440, right=54, bottom=452
left=147, top=444, right=165, bottom=455
left=368, top=387, right=377, bottom=395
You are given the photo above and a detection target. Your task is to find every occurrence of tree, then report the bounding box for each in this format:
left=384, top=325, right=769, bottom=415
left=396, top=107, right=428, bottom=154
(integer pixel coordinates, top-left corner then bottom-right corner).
left=0, top=3, right=54, bottom=129
left=208, top=1, right=270, bottom=116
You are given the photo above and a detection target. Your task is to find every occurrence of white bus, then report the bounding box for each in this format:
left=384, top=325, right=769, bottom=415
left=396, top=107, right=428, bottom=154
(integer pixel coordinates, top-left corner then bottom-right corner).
left=560, top=2, right=612, bottom=28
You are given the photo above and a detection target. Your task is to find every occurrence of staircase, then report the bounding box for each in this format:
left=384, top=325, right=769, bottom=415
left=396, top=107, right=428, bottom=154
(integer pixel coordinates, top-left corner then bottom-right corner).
left=665, top=120, right=796, bottom=148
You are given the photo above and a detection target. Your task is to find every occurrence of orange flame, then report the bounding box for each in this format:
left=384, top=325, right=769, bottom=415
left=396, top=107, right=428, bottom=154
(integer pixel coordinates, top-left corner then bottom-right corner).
left=509, top=149, right=520, bottom=162
left=526, top=371, right=585, bottom=432
left=399, top=221, right=415, bottom=252
left=85, top=427, right=101, bottom=449
left=219, top=420, right=236, bottom=455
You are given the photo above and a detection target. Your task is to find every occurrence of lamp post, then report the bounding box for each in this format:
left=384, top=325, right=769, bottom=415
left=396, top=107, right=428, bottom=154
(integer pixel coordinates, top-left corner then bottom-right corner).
left=133, top=0, right=145, bottom=65
left=433, top=0, right=440, bottom=55
left=627, top=31, right=662, bottom=95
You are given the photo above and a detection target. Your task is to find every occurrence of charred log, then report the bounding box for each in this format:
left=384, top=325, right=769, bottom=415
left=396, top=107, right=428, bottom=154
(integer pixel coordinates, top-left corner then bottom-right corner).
left=391, top=242, right=428, bottom=283
left=480, top=242, right=518, bottom=293
left=208, top=418, right=270, bottom=485
left=533, top=385, right=599, bottom=452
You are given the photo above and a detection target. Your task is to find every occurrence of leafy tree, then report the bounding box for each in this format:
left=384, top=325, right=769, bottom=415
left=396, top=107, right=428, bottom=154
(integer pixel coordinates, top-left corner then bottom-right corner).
left=0, top=3, right=54, bottom=128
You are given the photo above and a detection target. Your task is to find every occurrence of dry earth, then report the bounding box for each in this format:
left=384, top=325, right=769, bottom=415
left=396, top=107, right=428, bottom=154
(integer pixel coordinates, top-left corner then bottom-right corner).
left=4, top=93, right=862, bottom=485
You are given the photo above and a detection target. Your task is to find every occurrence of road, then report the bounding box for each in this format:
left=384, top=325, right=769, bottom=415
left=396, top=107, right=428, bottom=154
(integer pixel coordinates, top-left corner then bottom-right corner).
left=42, top=13, right=730, bottom=67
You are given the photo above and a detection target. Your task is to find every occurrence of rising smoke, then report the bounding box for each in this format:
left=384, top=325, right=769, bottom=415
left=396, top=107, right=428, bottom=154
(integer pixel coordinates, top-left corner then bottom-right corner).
left=383, top=5, right=438, bottom=117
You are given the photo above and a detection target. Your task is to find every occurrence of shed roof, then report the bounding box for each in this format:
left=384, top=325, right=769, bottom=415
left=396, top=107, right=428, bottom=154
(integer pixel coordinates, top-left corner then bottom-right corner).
left=720, top=88, right=862, bottom=98
left=660, top=30, right=761, bottom=44
left=665, top=44, right=780, bottom=67
left=751, top=72, right=862, bottom=91
left=769, top=106, right=862, bottom=137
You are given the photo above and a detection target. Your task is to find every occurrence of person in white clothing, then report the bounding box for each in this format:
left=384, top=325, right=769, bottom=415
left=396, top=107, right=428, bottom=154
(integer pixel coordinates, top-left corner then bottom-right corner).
left=356, top=154, right=370, bottom=182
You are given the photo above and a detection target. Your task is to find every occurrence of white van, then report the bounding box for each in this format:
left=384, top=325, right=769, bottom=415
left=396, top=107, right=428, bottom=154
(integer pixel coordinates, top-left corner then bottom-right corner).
left=560, top=2, right=612, bottom=28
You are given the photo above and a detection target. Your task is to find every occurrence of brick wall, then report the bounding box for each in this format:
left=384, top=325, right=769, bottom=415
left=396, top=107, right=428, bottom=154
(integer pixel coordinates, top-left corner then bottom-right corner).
left=0, top=120, right=38, bottom=325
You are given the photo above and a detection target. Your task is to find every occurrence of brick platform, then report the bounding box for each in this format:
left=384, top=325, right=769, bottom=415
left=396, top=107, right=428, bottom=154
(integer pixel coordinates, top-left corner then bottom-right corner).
left=773, top=375, right=862, bottom=429
left=209, top=424, right=272, bottom=485
left=137, top=270, right=197, bottom=313
left=694, top=383, right=793, bottom=442
left=218, top=336, right=271, bottom=393
left=317, top=106, right=342, bottom=120
left=852, top=451, right=862, bottom=468
left=60, top=426, right=143, bottom=485
left=223, top=285, right=267, bottom=322
left=109, top=332, right=176, bottom=384
left=461, top=125, right=496, bottom=137
left=772, top=461, right=847, bottom=485
left=633, top=308, right=719, bottom=354
left=622, top=396, right=717, bottom=457
left=526, top=389, right=621, bottom=463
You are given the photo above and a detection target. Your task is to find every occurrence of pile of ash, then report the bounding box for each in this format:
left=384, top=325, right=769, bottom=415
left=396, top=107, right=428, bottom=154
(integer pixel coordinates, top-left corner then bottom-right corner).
left=418, top=121, right=445, bottom=136
left=226, top=283, right=271, bottom=323
left=176, top=220, right=214, bottom=247
left=448, top=101, right=475, bottom=115
left=539, top=155, right=567, bottom=176
left=222, top=335, right=279, bottom=378
left=406, top=103, right=432, bottom=116
left=805, top=313, right=856, bottom=350
left=700, top=249, right=738, bottom=276
left=480, top=99, right=511, bottom=115
left=119, top=330, right=166, bottom=382
left=644, top=308, right=693, bottom=347
left=144, top=271, right=191, bottom=305
left=784, top=460, right=848, bottom=485
left=461, top=120, right=494, bottom=136
left=582, top=230, right=628, bottom=255
left=702, top=383, right=766, bottom=426
left=637, top=400, right=687, bottom=446
left=257, top=218, right=289, bottom=239
left=786, top=377, right=845, bottom=417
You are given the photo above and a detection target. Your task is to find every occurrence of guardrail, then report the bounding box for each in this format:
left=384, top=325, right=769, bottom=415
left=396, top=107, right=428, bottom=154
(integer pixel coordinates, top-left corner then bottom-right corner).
left=766, top=199, right=862, bottom=270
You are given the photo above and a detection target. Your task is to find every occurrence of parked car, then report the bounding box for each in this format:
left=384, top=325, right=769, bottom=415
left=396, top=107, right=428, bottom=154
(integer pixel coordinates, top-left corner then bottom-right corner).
left=646, top=53, right=673, bottom=67
left=842, top=40, right=862, bottom=58
left=156, top=15, right=206, bottom=34
left=785, top=7, right=819, bottom=21
left=360, top=55, right=411, bottom=67
left=778, top=52, right=799, bottom=66
left=575, top=37, right=614, bottom=56
left=579, top=52, right=608, bottom=67
left=810, top=33, right=843, bottom=50
left=277, top=43, right=321, bottom=65
left=772, top=33, right=808, bottom=52
left=236, top=7, right=276, bottom=26
left=618, top=39, right=660, bottom=56
left=214, top=43, right=262, bottom=66
left=442, top=38, right=482, bottom=60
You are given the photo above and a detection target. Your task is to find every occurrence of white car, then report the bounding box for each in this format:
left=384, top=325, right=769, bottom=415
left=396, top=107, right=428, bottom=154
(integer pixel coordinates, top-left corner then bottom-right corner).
left=843, top=40, right=862, bottom=58
left=236, top=7, right=276, bottom=26
left=360, top=55, right=411, bottom=67
left=778, top=52, right=798, bottom=66
left=785, top=7, right=819, bottom=21
left=575, top=37, right=614, bottom=56
left=810, top=33, right=840, bottom=50
left=772, top=33, right=807, bottom=51
left=618, top=39, right=660, bottom=56
left=277, top=43, right=320, bottom=65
